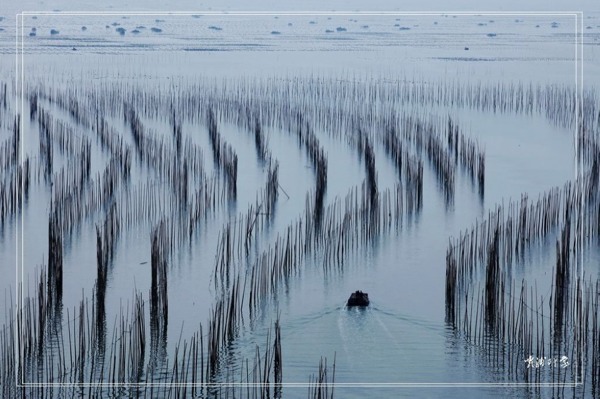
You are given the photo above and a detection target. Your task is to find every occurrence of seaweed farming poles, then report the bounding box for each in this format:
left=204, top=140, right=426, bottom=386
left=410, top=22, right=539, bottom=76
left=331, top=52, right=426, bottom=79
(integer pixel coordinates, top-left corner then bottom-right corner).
left=161, top=77, right=588, bottom=149
left=394, top=114, right=457, bottom=204
left=381, top=127, right=423, bottom=214
left=580, top=144, right=600, bottom=248
left=93, top=115, right=133, bottom=166
left=589, top=281, right=600, bottom=397
left=362, top=134, right=378, bottom=207
left=213, top=160, right=282, bottom=291
left=0, top=304, right=15, bottom=398
left=294, top=117, right=327, bottom=225
left=152, top=314, right=287, bottom=399
left=15, top=281, right=144, bottom=387
left=0, top=115, right=19, bottom=171
left=150, top=221, right=169, bottom=341
left=578, top=129, right=599, bottom=173
left=51, top=152, right=119, bottom=237
left=0, top=118, right=25, bottom=231
left=95, top=203, right=120, bottom=352
left=145, top=222, right=170, bottom=379
left=48, top=207, right=63, bottom=307
left=553, top=209, right=572, bottom=345
left=445, top=187, right=559, bottom=325
left=312, top=139, right=328, bottom=226
left=204, top=75, right=484, bottom=205
left=426, top=124, right=455, bottom=204
left=124, top=104, right=178, bottom=176
left=444, top=166, right=599, bottom=389
left=207, top=276, right=242, bottom=377
left=9, top=275, right=303, bottom=397
left=355, top=131, right=385, bottom=241
left=0, top=80, right=9, bottom=113
left=32, top=81, right=95, bottom=129
left=244, top=180, right=406, bottom=314
left=446, top=117, right=485, bottom=197
left=0, top=156, right=29, bottom=230
left=308, top=354, right=336, bottom=399
left=207, top=107, right=238, bottom=200
left=483, top=227, right=502, bottom=331
left=418, top=79, right=579, bottom=129
left=38, top=107, right=54, bottom=181
left=265, top=159, right=280, bottom=220
left=254, top=116, right=270, bottom=163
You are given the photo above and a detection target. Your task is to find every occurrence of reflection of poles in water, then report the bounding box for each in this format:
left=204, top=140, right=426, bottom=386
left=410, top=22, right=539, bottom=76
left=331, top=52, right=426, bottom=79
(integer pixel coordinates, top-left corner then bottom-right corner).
left=484, top=227, right=500, bottom=330
left=149, top=221, right=169, bottom=374
left=444, top=162, right=600, bottom=385
left=9, top=67, right=599, bottom=397
left=361, top=134, right=378, bottom=208
left=48, top=207, right=63, bottom=309
left=95, top=203, right=120, bottom=359
left=553, top=196, right=572, bottom=350
left=308, top=353, right=336, bottom=399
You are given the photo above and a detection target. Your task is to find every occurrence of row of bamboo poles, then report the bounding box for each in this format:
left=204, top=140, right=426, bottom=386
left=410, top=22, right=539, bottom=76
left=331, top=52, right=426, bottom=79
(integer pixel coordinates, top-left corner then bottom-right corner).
left=1, top=70, right=597, bottom=398
left=6, top=265, right=338, bottom=398
left=445, top=123, right=600, bottom=392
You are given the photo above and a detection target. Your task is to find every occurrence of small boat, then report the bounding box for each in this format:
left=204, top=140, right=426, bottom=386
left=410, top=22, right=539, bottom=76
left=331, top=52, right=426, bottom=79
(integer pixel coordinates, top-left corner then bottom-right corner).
left=346, top=290, right=369, bottom=307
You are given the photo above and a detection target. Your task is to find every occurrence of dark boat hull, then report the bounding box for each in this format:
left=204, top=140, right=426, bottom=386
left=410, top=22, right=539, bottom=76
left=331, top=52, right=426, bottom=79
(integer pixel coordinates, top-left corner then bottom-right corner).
left=347, top=290, right=369, bottom=307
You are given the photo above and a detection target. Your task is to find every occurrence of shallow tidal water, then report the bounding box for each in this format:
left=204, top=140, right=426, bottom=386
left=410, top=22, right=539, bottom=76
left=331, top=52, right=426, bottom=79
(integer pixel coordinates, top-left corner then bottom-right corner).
left=0, top=10, right=598, bottom=399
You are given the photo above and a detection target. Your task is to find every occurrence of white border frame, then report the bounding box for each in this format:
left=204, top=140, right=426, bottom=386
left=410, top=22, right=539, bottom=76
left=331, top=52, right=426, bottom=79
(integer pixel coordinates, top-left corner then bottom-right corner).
left=14, top=10, right=584, bottom=389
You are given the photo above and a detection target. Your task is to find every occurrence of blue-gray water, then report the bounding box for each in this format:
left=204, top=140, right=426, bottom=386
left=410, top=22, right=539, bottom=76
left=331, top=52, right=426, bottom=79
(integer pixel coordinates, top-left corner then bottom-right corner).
left=1, top=12, right=598, bottom=399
